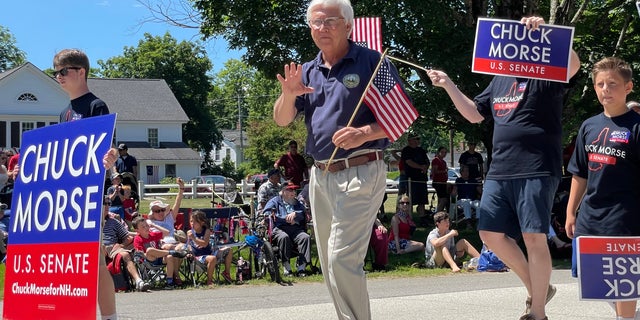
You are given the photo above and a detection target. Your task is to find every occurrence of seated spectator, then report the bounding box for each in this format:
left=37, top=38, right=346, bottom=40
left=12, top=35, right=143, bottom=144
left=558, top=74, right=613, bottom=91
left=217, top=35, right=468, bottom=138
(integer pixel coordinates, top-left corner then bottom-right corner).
left=187, top=210, right=234, bottom=285
left=132, top=216, right=188, bottom=289
left=257, top=168, right=282, bottom=212
left=451, top=166, right=482, bottom=222
left=263, top=183, right=311, bottom=277
left=0, top=202, right=9, bottom=257
left=370, top=218, right=388, bottom=271
left=388, top=195, right=424, bottom=254
left=0, top=151, right=9, bottom=189
left=147, top=178, right=187, bottom=248
left=107, top=173, right=125, bottom=220
left=121, top=185, right=137, bottom=226
left=425, top=211, right=480, bottom=272
left=102, top=204, right=149, bottom=291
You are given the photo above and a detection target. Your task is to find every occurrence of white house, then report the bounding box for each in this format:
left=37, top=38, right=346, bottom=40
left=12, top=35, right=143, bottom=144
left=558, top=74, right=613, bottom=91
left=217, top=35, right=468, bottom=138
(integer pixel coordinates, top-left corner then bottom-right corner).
left=209, top=129, right=248, bottom=168
left=0, top=62, right=202, bottom=183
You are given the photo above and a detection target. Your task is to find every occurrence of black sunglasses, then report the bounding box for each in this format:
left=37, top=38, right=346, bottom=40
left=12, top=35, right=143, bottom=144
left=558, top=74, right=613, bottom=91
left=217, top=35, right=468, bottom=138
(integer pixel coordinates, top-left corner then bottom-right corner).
left=53, top=67, right=82, bottom=78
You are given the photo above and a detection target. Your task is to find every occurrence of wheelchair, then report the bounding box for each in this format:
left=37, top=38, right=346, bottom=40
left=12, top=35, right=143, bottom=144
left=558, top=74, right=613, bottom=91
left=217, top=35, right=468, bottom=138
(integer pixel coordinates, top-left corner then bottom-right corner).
left=239, top=213, right=281, bottom=283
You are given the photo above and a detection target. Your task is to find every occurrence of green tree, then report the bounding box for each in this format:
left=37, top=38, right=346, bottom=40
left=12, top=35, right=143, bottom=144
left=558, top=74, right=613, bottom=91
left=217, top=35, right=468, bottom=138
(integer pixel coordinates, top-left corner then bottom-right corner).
left=147, top=0, right=640, bottom=150
left=0, top=26, right=26, bottom=72
left=210, top=59, right=307, bottom=174
left=98, top=33, right=221, bottom=169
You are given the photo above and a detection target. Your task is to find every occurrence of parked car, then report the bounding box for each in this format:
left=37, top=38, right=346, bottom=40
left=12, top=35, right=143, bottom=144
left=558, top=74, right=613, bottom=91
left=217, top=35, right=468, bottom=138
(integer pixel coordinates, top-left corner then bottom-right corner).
left=386, top=177, right=399, bottom=190
left=189, top=175, right=228, bottom=193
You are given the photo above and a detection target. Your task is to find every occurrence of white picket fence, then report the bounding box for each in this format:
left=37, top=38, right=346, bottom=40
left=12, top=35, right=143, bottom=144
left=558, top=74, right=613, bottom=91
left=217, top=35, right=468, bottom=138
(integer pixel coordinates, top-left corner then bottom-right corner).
left=135, top=180, right=400, bottom=199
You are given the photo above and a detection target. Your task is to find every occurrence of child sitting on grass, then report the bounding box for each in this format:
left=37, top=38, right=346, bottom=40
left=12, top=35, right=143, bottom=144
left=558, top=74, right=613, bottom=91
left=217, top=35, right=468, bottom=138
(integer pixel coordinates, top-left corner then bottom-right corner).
left=425, top=211, right=480, bottom=272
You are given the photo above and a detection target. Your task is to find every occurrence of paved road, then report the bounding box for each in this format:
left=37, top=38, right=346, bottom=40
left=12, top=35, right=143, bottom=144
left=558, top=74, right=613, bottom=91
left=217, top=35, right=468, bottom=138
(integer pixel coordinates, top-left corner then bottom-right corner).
left=0, top=269, right=615, bottom=319
left=95, top=269, right=614, bottom=319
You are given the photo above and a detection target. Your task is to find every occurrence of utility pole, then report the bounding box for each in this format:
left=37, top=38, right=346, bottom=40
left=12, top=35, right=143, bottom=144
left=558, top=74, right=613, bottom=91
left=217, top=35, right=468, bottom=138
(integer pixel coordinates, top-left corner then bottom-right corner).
left=237, top=94, right=243, bottom=164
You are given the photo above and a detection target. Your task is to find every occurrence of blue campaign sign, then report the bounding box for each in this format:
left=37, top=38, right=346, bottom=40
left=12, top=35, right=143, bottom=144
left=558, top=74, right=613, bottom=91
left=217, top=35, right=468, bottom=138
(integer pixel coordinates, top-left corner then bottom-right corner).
left=9, top=114, right=116, bottom=245
left=472, top=18, right=574, bottom=82
left=3, top=113, right=116, bottom=320
left=577, top=236, right=640, bottom=301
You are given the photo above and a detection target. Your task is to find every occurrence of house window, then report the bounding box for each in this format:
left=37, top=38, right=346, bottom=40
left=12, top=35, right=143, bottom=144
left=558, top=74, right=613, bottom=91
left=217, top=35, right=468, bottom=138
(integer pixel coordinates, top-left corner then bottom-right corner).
left=17, top=93, right=38, bottom=102
left=148, top=128, right=158, bottom=148
left=21, top=122, right=35, bottom=133
left=225, top=148, right=231, bottom=158
left=165, top=164, right=176, bottom=178
left=215, top=148, right=221, bottom=161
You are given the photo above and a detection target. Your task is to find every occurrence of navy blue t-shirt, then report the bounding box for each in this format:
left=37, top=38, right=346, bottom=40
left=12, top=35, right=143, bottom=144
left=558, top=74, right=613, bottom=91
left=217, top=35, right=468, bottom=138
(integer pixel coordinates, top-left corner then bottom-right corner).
left=568, top=111, right=640, bottom=237
left=59, top=92, right=109, bottom=123
left=474, top=77, right=565, bottom=179
left=295, top=42, right=399, bottom=160
left=455, top=177, right=479, bottom=200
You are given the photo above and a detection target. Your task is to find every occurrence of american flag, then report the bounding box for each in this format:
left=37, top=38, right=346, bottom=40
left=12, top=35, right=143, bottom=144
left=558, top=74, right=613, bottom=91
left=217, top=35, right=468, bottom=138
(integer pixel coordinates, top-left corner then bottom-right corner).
left=364, top=60, right=418, bottom=142
left=351, top=17, right=382, bottom=52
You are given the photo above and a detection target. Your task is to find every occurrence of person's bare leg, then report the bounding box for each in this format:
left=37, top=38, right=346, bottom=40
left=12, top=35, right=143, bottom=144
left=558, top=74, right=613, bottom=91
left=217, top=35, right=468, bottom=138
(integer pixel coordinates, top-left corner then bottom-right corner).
left=522, top=232, right=552, bottom=319
left=616, top=300, right=637, bottom=318
left=456, top=239, right=480, bottom=258
left=441, top=246, right=460, bottom=272
left=206, top=256, right=216, bottom=284
left=98, top=263, right=116, bottom=317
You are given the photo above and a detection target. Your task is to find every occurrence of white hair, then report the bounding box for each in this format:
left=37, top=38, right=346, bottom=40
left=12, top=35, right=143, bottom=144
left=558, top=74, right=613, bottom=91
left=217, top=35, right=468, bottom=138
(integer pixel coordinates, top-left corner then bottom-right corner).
left=306, top=0, right=354, bottom=28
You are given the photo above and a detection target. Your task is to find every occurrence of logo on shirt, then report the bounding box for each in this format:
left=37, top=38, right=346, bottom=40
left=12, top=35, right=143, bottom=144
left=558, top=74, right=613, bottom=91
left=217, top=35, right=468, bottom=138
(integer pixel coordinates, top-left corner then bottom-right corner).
left=584, top=127, right=628, bottom=171
left=609, top=130, right=630, bottom=143
left=343, top=74, right=360, bottom=88
left=492, top=80, right=525, bottom=117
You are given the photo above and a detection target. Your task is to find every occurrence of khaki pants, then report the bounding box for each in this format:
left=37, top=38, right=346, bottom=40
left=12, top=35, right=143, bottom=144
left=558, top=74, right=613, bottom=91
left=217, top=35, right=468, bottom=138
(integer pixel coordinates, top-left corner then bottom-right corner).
left=310, top=158, right=386, bottom=320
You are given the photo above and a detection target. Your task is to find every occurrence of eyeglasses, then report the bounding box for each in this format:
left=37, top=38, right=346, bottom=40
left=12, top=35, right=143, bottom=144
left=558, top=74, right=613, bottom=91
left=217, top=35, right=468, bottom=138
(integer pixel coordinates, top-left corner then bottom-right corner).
left=309, top=17, right=344, bottom=30
left=399, top=202, right=410, bottom=205
left=52, top=67, right=82, bottom=78
left=152, top=208, right=166, bottom=213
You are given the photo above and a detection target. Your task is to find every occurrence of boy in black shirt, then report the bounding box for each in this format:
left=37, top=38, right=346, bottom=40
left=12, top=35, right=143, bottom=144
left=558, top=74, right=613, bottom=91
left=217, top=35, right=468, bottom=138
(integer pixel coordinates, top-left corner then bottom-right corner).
left=54, top=49, right=119, bottom=320
left=566, top=57, right=640, bottom=320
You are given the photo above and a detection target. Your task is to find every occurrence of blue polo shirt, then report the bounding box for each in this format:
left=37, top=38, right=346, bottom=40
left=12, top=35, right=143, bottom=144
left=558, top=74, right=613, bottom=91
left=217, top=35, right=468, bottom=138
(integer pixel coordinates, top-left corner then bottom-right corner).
left=295, top=42, right=395, bottom=161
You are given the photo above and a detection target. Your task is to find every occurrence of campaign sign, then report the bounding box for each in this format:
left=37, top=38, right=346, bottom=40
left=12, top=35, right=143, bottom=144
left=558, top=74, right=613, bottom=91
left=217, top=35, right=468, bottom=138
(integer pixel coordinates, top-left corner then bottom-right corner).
left=472, top=18, right=575, bottom=82
left=577, top=236, right=640, bottom=301
left=3, top=114, right=116, bottom=320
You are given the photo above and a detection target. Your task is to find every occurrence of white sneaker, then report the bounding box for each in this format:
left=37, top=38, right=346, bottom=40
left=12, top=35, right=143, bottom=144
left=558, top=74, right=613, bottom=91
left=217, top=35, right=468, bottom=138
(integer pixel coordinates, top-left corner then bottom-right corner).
left=136, top=281, right=150, bottom=292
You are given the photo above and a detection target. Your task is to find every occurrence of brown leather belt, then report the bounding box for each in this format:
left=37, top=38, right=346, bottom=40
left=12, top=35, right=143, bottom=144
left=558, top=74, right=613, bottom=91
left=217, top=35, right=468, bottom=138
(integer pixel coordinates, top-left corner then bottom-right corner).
left=314, top=150, right=384, bottom=173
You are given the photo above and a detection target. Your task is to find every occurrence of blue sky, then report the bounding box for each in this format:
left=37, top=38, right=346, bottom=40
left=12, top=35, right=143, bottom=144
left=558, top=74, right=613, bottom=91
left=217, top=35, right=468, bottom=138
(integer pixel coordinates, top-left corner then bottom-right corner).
left=3, top=0, right=243, bottom=73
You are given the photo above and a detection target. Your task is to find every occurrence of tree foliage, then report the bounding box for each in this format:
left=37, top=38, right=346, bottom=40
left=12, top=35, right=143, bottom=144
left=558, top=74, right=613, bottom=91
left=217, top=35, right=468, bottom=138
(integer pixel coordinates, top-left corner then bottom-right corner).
left=210, top=59, right=308, bottom=175
left=143, top=0, right=640, bottom=153
left=97, top=33, right=222, bottom=169
left=0, top=26, right=26, bottom=72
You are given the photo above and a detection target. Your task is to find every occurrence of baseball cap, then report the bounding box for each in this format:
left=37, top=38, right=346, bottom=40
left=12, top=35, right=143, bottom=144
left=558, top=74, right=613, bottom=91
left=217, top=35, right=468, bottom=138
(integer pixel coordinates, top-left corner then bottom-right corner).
left=149, top=200, right=169, bottom=211
left=268, top=168, right=281, bottom=177
left=0, top=203, right=7, bottom=210
left=117, top=143, right=128, bottom=150
left=111, top=172, right=122, bottom=180
left=284, top=183, right=300, bottom=190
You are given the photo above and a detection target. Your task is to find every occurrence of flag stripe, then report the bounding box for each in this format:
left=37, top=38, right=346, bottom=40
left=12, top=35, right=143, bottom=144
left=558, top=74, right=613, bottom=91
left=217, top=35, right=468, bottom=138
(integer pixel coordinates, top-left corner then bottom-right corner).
left=351, top=17, right=382, bottom=53
left=364, top=60, right=418, bottom=141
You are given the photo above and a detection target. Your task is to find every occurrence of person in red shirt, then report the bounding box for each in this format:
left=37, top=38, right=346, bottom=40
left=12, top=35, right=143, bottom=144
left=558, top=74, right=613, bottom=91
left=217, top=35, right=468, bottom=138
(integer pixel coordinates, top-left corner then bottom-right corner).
left=431, top=147, right=449, bottom=212
left=132, top=217, right=187, bottom=289
left=274, top=140, right=309, bottom=186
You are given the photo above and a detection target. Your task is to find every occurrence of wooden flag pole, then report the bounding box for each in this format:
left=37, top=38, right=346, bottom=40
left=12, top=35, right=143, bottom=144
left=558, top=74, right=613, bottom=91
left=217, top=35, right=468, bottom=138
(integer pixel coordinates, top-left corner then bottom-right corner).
left=323, top=48, right=389, bottom=175
left=387, top=55, right=430, bottom=72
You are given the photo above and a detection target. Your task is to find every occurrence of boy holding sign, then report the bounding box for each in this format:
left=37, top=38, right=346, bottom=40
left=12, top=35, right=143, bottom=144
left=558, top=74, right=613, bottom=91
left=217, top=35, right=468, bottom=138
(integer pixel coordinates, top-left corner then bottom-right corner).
left=565, top=57, right=640, bottom=320
left=54, top=49, right=119, bottom=320
left=427, top=16, right=580, bottom=320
